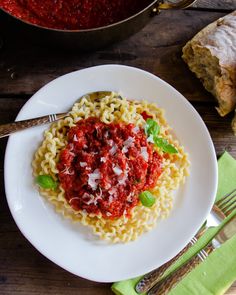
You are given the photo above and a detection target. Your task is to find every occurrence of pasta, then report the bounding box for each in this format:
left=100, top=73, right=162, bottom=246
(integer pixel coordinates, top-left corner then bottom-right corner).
left=32, top=92, right=189, bottom=243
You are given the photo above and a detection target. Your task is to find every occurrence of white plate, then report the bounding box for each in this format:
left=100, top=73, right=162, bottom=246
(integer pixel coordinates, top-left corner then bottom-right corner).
left=4, top=65, right=218, bottom=282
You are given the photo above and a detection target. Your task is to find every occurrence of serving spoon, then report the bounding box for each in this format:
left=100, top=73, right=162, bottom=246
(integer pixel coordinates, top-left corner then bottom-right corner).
left=0, top=91, right=112, bottom=139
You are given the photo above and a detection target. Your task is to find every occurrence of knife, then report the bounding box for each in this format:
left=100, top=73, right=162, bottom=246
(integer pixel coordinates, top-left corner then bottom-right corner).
left=148, top=214, right=236, bottom=295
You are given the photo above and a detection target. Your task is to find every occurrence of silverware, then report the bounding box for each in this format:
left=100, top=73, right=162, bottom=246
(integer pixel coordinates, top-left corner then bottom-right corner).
left=0, top=113, right=68, bottom=138
left=136, top=188, right=236, bottom=294
left=148, top=213, right=236, bottom=295
left=0, top=91, right=113, bottom=139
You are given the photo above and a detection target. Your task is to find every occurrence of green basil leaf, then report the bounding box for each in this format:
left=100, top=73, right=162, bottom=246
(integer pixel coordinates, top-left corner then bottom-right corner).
left=162, top=144, right=178, bottom=154
left=36, top=175, right=58, bottom=190
left=145, top=119, right=160, bottom=137
left=154, top=137, right=178, bottom=154
left=139, top=191, right=156, bottom=207
left=145, top=119, right=178, bottom=154
left=154, top=137, right=168, bottom=148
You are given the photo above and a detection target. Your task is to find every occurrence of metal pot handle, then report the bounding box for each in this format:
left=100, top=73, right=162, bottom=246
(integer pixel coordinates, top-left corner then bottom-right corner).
left=157, top=0, right=196, bottom=10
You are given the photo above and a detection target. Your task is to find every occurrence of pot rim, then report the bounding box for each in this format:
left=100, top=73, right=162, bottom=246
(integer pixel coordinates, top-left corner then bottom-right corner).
left=0, top=0, right=158, bottom=33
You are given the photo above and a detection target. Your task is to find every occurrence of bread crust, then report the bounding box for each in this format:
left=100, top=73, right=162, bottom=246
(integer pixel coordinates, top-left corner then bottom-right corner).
left=182, top=11, right=236, bottom=117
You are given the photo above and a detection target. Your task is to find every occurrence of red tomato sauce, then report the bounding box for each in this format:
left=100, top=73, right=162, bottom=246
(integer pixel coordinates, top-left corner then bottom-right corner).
left=141, top=111, right=153, bottom=120
left=57, top=118, right=163, bottom=219
left=0, top=0, right=152, bottom=30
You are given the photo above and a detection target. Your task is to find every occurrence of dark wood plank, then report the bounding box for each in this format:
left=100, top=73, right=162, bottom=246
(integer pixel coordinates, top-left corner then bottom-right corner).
left=0, top=2, right=236, bottom=294
left=0, top=10, right=226, bottom=102
left=0, top=98, right=27, bottom=175
left=0, top=98, right=26, bottom=122
left=193, top=0, right=236, bottom=10
left=195, top=105, right=236, bottom=156
left=0, top=219, right=112, bottom=295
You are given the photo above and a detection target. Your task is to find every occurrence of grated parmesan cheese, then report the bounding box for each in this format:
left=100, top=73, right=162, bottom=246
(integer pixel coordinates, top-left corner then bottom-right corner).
left=132, top=126, right=140, bottom=134
left=113, top=165, right=123, bottom=175
left=108, top=195, right=114, bottom=204
left=80, top=162, right=87, bottom=167
left=100, top=157, right=106, bottom=163
left=109, top=144, right=117, bottom=155
left=61, top=166, right=74, bottom=175
left=108, top=139, right=114, bottom=146
left=147, top=134, right=154, bottom=143
left=127, top=193, right=133, bottom=203
left=141, top=147, right=149, bottom=162
left=118, top=163, right=129, bottom=185
left=88, top=169, right=101, bottom=190
left=109, top=187, right=117, bottom=196
left=82, top=192, right=102, bottom=206
left=73, top=134, right=79, bottom=142
left=122, top=136, right=134, bottom=153
left=96, top=187, right=103, bottom=198
left=68, top=143, right=74, bottom=151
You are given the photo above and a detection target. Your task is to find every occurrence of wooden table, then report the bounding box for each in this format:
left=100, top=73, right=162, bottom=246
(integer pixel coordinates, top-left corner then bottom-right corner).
left=0, top=1, right=236, bottom=294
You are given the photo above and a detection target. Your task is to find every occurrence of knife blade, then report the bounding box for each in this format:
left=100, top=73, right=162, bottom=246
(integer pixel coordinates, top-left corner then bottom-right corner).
left=148, top=214, right=236, bottom=295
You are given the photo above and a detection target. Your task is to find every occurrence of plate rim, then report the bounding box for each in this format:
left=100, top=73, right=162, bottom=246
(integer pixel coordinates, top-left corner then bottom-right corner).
left=4, top=64, right=218, bottom=282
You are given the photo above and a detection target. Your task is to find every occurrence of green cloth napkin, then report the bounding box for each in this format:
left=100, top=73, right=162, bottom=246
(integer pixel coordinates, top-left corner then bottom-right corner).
left=112, top=151, right=236, bottom=295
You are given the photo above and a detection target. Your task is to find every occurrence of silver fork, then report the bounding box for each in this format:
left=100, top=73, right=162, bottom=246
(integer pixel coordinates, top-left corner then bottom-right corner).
left=136, top=188, right=236, bottom=294
left=0, top=91, right=113, bottom=139
left=0, top=113, right=68, bottom=138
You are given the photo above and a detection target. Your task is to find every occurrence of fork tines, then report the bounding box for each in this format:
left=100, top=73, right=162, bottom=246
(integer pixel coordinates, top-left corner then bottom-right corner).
left=215, top=188, right=236, bottom=215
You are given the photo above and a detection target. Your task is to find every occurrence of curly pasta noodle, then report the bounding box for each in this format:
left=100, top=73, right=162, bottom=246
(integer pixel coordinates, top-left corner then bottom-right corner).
left=32, top=92, right=189, bottom=243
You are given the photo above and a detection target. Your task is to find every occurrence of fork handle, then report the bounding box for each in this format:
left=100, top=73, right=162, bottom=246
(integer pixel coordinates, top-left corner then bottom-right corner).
left=0, top=113, right=67, bottom=138
left=148, top=244, right=214, bottom=295
left=136, top=227, right=207, bottom=293
left=135, top=241, right=193, bottom=293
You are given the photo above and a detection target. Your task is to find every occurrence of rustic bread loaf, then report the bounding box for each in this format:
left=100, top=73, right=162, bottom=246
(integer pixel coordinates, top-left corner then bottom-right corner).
left=182, top=11, right=236, bottom=120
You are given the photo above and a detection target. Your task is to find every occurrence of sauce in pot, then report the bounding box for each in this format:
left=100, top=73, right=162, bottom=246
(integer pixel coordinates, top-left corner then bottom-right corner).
left=0, top=0, right=152, bottom=30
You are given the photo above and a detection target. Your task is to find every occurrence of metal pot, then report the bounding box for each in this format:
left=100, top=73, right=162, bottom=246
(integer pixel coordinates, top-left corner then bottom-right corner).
left=0, top=0, right=196, bottom=50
